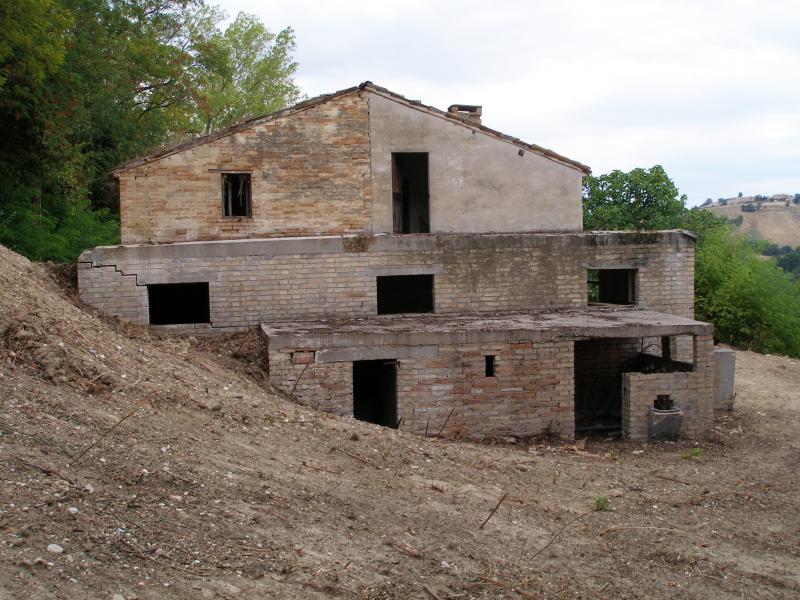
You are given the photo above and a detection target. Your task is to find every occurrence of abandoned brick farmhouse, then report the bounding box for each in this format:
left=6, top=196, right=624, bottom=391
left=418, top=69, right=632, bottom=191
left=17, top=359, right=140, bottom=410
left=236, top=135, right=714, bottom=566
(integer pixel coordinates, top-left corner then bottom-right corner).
left=78, top=81, right=733, bottom=441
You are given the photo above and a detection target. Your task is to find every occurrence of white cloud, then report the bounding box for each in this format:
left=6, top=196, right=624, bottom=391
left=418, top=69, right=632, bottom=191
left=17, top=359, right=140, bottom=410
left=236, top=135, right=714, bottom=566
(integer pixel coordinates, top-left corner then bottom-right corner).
left=222, top=0, right=800, bottom=203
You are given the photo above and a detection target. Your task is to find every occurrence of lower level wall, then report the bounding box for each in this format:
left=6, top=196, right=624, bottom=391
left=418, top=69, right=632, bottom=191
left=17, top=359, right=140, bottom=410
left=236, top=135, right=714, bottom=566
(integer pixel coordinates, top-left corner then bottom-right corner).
left=268, top=340, right=575, bottom=440
left=621, top=335, right=714, bottom=440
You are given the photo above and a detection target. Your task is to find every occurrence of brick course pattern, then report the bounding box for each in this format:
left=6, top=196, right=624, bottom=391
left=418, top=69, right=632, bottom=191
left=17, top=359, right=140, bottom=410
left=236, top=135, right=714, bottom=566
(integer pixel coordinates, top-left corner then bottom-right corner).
left=267, top=340, right=575, bottom=440
left=621, top=334, right=714, bottom=440
left=118, top=91, right=371, bottom=244
left=78, top=231, right=695, bottom=332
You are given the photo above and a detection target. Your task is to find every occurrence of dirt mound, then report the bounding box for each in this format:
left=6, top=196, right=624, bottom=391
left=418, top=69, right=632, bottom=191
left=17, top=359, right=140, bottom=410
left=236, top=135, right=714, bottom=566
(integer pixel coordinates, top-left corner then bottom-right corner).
left=1, top=243, right=799, bottom=599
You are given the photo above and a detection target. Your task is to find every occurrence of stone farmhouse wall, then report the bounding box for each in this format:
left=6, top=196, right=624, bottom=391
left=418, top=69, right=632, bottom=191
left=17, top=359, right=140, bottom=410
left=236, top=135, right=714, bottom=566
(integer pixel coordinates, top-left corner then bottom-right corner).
left=115, top=88, right=587, bottom=245
left=267, top=339, right=575, bottom=440
left=78, top=231, right=696, bottom=332
left=118, top=91, right=372, bottom=244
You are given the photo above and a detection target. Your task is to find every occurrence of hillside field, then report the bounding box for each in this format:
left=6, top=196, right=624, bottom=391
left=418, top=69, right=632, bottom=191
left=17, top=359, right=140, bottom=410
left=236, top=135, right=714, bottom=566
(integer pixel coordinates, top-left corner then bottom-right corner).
left=1, top=244, right=799, bottom=599
left=706, top=201, right=800, bottom=247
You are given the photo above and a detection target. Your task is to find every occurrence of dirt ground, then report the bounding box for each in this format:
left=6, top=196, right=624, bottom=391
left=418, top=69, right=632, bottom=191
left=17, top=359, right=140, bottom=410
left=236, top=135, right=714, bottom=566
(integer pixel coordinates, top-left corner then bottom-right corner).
left=1, top=244, right=799, bottom=599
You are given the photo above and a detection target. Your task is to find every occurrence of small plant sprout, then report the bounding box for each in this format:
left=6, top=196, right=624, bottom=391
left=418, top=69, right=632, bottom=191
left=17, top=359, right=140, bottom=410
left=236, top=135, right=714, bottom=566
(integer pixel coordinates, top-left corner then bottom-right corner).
left=594, top=496, right=611, bottom=511
left=681, top=447, right=703, bottom=460
left=609, top=449, right=621, bottom=462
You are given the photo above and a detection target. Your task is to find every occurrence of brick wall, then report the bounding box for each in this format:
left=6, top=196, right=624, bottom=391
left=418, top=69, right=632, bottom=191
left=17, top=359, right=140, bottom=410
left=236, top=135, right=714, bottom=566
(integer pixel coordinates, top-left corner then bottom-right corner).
left=621, top=334, right=714, bottom=440
left=118, top=91, right=371, bottom=244
left=78, top=231, right=696, bottom=331
left=267, top=340, right=575, bottom=440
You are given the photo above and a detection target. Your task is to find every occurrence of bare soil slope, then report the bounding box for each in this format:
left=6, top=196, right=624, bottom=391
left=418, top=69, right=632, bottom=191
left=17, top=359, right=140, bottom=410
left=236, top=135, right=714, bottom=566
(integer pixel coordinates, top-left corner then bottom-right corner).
left=1, top=245, right=799, bottom=599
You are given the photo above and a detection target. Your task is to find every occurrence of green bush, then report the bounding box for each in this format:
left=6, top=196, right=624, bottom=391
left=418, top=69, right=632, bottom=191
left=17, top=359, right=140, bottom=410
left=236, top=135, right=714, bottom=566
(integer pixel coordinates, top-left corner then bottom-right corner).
left=695, top=227, right=800, bottom=356
left=0, top=198, right=119, bottom=262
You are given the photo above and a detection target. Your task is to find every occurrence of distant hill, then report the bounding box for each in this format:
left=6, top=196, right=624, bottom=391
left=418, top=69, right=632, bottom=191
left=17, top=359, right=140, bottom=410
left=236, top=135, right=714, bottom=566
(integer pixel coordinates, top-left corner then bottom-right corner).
left=701, top=194, right=800, bottom=248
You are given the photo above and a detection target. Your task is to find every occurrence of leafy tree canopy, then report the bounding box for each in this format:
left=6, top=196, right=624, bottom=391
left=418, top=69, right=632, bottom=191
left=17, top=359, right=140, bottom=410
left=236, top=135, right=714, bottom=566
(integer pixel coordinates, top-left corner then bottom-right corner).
left=0, top=0, right=299, bottom=261
left=583, top=165, right=687, bottom=231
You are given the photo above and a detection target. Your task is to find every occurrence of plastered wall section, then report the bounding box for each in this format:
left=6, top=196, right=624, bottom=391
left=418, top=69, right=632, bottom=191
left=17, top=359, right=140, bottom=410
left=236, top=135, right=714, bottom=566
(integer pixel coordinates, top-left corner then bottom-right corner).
left=267, top=340, right=575, bottom=440
left=78, top=232, right=696, bottom=331
left=369, top=93, right=584, bottom=234
left=621, top=334, right=714, bottom=440
left=118, top=92, right=371, bottom=244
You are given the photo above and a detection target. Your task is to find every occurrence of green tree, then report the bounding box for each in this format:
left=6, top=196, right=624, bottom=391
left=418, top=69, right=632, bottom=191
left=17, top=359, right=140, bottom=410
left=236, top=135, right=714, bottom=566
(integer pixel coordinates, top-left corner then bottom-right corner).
left=185, top=13, right=300, bottom=134
left=0, top=0, right=70, bottom=88
left=583, top=165, right=687, bottom=231
left=0, top=0, right=300, bottom=261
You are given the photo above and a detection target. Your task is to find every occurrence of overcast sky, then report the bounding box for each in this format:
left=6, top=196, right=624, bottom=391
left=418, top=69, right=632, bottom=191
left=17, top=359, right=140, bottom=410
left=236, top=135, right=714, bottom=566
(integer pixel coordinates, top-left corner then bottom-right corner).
left=223, top=0, right=799, bottom=206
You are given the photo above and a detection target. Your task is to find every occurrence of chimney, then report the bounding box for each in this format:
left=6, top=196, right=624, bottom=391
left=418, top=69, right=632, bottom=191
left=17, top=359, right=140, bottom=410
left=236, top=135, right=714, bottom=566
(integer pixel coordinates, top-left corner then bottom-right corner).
left=448, top=104, right=482, bottom=125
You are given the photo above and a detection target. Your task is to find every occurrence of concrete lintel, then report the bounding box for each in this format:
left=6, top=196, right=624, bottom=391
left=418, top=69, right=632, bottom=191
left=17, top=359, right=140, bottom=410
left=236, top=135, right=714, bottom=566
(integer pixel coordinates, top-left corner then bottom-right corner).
left=316, top=345, right=439, bottom=363
left=131, top=271, right=221, bottom=285
left=581, top=259, right=649, bottom=270
left=365, top=265, right=442, bottom=276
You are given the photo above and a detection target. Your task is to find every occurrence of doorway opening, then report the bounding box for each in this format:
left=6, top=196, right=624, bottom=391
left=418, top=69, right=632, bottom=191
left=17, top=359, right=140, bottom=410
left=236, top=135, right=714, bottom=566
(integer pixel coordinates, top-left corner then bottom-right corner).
left=353, top=360, right=398, bottom=428
left=392, top=153, right=429, bottom=233
left=574, top=338, right=640, bottom=435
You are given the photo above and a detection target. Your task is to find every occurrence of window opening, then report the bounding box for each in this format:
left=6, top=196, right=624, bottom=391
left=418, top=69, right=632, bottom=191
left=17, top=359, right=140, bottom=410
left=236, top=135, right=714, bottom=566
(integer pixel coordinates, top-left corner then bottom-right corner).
left=376, top=274, right=434, bottom=314
left=391, top=153, right=429, bottom=233
left=148, top=283, right=210, bottom=325
left=222, top=173, right=252, bottom=217
left=485, top=355, right=495, bottom=377
left=654, top=394, right=675, bottom=411
left=587, top=269, right=637, bottom=304
left=353, top=360, right=398, bottom=428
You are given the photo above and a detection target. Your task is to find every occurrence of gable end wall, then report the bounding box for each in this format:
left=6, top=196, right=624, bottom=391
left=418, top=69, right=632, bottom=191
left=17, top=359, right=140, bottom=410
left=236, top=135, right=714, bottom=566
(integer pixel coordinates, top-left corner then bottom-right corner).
left=119, top=92, right=372, bottom=244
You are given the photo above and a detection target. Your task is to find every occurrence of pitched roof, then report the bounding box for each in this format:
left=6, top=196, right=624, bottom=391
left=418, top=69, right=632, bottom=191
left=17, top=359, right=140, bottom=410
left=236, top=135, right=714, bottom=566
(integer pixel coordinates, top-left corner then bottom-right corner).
left=112, top=82, right=590, bottom=175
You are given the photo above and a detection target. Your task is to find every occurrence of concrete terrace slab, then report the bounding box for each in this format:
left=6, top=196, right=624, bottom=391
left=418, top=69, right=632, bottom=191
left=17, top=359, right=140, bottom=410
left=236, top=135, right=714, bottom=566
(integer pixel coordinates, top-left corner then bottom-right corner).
left=262, top=306, right=712, bottom=351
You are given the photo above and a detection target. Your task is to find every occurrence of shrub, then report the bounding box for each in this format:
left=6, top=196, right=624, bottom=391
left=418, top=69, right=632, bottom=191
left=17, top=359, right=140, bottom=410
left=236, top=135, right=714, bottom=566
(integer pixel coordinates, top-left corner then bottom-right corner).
left=695, top=227, right=800, bottom=356
left=0, top=198, right=119, bottom=262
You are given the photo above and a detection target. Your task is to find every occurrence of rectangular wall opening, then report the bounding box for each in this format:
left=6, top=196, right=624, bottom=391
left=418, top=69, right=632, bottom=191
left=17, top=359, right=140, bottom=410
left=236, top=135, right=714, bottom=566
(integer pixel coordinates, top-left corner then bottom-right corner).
left=221, top=173, right=252, bottom=217
left=377, top=274, right=434, bottom=314
left=391, top=153, right=429, bottom=234
left=485, top=355, right=495, bottom=377
left=587, top=269, right=637, bottom=304
left=574, top=338, right=641, bottom=436
left=353, top=360, right=398, bottom=428
left=148, top=282, right=210, bottom=325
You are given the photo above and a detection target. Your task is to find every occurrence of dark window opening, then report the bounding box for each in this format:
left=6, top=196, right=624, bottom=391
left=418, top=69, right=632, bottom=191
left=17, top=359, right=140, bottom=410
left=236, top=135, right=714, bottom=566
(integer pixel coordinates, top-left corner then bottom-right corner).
left=391, top=153, right=429, bottom=233
left=377, top=274, right=434, bottom=314
left=222, top=173, right=251, bottom=217
left=148, top=283, right=210, bottom=325
left=654, top=394, right=675, bottom=411
left=588, top=269, right=636, bottom=304
left=485, top=355, right=495, bottom=377
left=353, top=360, right=398, bottom=428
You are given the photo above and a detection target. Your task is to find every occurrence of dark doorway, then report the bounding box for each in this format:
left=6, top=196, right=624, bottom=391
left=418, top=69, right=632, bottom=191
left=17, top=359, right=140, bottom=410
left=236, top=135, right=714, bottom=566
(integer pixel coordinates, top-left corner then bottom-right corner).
left=587, top=269, right=636, bottom=304
left=574, top=338, right=640, bottom=435
left=148, top=282, right=210, bottom=325
left=376, top=274, right=434, bottom=314
left=391, top=153, right=429, bottom=233
left=353, top=360, right=397, bottom=428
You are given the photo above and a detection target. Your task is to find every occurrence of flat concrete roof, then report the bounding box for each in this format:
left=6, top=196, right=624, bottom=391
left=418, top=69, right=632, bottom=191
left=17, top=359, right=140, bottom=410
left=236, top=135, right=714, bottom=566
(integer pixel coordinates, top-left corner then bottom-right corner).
left=262, top=306, right=712, bottom=350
